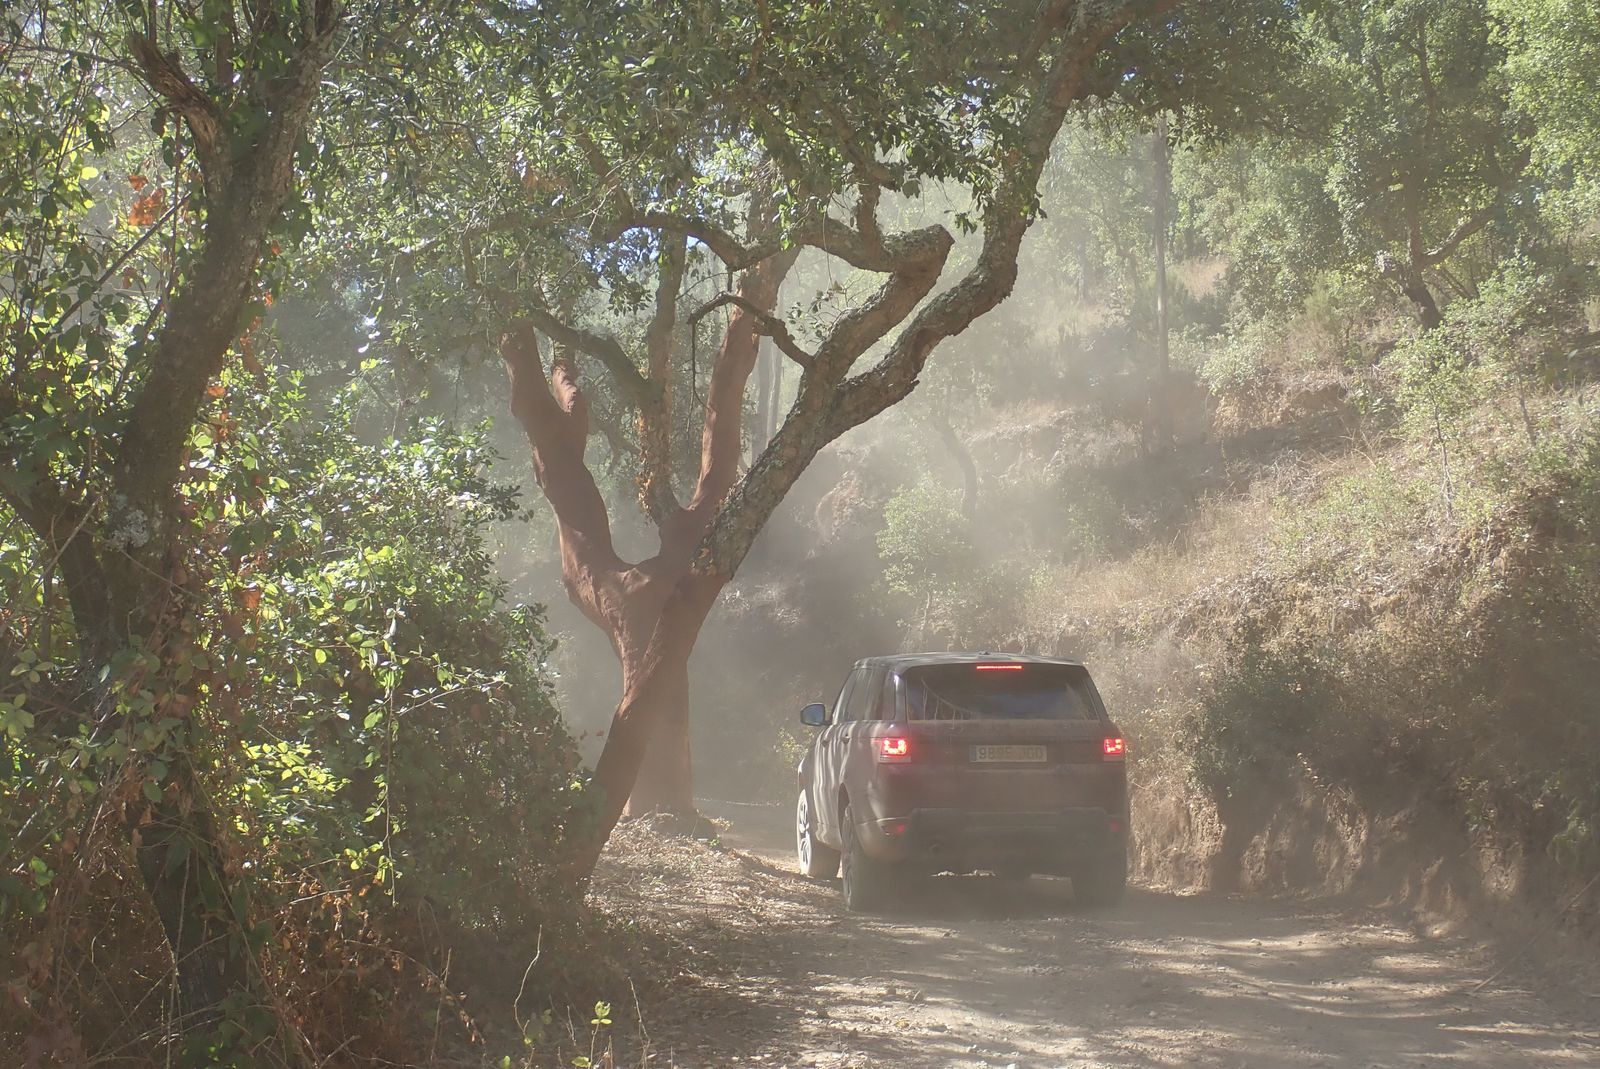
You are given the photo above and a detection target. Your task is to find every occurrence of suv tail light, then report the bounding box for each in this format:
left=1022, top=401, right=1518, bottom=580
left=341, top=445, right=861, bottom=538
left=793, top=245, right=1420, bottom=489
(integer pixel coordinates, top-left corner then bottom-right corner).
left=878, top=736, right=911, bottom=763
left=1102, top=737, right=1126, bottom=760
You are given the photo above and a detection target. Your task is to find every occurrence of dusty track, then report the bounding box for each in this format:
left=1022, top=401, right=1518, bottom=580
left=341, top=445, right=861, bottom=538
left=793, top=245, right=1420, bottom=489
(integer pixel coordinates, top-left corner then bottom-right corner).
left=590, top=802, right=1599, bottom=1069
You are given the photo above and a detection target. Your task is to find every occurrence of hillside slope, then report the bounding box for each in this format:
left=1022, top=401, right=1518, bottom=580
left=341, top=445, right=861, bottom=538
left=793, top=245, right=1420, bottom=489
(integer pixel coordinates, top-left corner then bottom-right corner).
left=699, top=339, right=1600, bottom=952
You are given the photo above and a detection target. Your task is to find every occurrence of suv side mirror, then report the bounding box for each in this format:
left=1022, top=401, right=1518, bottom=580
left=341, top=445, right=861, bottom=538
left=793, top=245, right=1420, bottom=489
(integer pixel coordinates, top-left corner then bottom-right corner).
left=799, top=702, right=829, bottom=728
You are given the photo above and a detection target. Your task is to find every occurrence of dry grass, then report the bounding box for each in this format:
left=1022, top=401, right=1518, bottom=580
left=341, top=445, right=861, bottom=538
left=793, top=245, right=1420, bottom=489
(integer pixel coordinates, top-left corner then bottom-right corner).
left=1171, top=255, right=1228, bottom=300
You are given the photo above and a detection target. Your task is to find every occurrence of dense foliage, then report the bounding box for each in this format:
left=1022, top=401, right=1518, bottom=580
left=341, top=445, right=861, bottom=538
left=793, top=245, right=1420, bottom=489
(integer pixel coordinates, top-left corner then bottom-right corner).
left=1, top=372, right=589, bottom=1061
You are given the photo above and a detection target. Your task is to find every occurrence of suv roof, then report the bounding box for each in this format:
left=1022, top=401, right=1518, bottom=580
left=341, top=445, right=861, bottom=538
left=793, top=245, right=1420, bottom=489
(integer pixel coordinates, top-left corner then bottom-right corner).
left=854, top=652, right=1086, bottom=672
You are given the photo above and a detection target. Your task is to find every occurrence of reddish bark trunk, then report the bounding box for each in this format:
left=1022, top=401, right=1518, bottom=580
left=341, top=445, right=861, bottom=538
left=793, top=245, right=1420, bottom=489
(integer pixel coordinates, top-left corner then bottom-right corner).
left=619, top=639, right=694, bottom=818
left=588, top=575, right=722, bottom=843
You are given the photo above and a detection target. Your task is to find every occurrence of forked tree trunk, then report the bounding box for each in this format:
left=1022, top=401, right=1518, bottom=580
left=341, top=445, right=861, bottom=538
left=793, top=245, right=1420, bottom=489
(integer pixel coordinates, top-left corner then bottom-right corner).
left=500, top=0, right=1188, bottom=870
left=587, top=576, right=723, bottom=843
left=501, top=252, right=791, bottom=851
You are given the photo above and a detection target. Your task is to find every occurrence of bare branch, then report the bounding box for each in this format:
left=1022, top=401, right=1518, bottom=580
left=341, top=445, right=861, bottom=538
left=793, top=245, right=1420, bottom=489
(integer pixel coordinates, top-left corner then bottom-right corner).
left=688, top=293, right=814, bottom=370
left=696, top=0, right=1181, bottom=579
left=500, top=323, right=623, bottom=570
left=687, top=247, right=799, bottom=516
left=601, top=207, right=906, bottom=273
left=1422, top=201, right=1498, bottom=268
left=645, top=240, right=687, bottom=385
left=0, top=397, right=107, bottom=632
left=854, top=182, right=886, bottom=261
left=126, top=32, right=230, bottom=195
left=638, top=238, right=688, bottom=521
left=521, top=297, right=657, bottom=409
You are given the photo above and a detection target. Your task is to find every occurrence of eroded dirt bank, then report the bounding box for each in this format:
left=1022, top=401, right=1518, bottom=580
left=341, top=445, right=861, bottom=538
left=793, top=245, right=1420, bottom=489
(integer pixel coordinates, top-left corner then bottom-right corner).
left=589, top=804, right=1599, bottom=1069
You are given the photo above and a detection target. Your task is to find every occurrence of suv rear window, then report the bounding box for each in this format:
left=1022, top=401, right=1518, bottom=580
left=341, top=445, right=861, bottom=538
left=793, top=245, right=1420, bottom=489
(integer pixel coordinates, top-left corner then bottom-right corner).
left=901, top=663, right=1100, bottom=721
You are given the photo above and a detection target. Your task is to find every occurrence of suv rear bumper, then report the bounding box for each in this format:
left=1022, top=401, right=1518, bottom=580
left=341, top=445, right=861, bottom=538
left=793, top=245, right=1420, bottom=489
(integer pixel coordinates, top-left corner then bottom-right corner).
left=862, top=806, right=1125, bottom=873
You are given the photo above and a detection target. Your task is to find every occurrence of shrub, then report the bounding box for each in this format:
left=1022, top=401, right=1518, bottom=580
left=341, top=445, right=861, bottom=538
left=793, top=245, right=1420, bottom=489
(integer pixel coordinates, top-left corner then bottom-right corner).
left=1, top=373, right=591, bottom=1064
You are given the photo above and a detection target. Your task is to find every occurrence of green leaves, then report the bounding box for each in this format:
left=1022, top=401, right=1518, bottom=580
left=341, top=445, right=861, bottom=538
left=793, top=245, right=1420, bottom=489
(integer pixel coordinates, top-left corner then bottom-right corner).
left=1494, top=0, right=1600, bottom=225
left=0, top=697, right=33, bottom=741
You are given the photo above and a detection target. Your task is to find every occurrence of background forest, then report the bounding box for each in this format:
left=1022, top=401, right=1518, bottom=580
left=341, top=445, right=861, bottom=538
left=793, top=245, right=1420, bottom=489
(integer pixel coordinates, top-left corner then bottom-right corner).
left=4, top=0, right=1600, bottom=1066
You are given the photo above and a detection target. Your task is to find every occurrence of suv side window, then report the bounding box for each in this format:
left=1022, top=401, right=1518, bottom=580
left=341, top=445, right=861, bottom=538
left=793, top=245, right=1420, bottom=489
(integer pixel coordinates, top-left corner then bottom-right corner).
left=880, top=672, right=904, bottom=722
left=844, top=667, right=879, bottom=721
left=832, top=671, right=856, bottom=723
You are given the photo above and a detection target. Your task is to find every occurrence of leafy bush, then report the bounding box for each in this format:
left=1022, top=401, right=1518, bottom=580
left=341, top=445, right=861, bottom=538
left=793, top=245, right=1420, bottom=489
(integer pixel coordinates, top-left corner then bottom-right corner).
left=877, top=482, right=977, bottom=600
left=875, top=481, right=1027, bottom=644
left=1181, top=431, right=1600, bottom=883
left=2, top=373, right=591, bottom=1063
left=1183, top=622, right=1342, bottom=798
left=1383, top=260, right=1597, bottom=526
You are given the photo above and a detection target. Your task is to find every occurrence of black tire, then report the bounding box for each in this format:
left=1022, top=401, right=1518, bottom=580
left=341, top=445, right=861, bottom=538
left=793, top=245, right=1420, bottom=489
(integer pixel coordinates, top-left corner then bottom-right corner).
left=840, top=803, right=891, bottom=912
left=1073, top=847, right=1128, bottom=908
left=796, top=788, right=840, bottom=879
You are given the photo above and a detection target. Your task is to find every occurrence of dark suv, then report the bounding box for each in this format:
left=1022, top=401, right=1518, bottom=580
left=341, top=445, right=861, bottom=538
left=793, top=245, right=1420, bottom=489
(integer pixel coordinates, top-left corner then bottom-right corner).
left=794, top=653, right=1129, bottom=911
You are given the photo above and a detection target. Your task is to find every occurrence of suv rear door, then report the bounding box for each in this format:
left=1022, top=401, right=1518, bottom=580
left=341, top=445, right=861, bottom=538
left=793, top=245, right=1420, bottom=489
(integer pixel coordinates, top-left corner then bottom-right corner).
left=813, top=664, right=880, bottom=845
left=891, top=661, right=1122, bottom=813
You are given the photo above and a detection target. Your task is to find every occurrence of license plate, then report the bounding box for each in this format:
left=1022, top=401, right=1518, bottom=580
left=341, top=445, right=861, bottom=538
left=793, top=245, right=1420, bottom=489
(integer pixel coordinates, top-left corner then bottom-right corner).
left=970, top=744, right=1047, bottom=763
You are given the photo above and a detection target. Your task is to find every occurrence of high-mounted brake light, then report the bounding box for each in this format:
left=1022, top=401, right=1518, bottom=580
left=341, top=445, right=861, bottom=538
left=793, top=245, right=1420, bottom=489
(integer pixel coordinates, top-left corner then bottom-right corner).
left=1102, top=737, right=1127, bottom=759
left=975, top=663, right=1024, bottom=671
left=878, top=736, right=911, bottom=763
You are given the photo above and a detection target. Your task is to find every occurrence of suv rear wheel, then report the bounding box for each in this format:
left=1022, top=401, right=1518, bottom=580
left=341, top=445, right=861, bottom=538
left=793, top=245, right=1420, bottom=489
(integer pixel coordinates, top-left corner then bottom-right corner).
left=796, top=788, right=840, bottom=879
left=840, top=802, right=891, bottom=912
left=1073, top=846, right=1128, bottom=908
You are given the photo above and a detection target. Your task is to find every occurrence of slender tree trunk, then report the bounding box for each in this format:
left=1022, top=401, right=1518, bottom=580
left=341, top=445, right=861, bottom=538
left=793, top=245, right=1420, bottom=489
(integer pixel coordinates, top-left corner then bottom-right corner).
left=752, top=338, right=772, bottom=461
left=501, top=251, right=792, bottom=852
left=1403, top=267, right=1445, bottom=331
left=1152, top=111, right=1173, bottom=448
left=133, top=756, right=256, bottom=1022
left=767, top=340, right=784, bottom=444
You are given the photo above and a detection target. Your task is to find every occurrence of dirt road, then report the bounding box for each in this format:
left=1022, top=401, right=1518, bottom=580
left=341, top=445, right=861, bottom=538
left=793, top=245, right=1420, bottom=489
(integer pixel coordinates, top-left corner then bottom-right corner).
left=591, top=803, right=1599, bottom=1069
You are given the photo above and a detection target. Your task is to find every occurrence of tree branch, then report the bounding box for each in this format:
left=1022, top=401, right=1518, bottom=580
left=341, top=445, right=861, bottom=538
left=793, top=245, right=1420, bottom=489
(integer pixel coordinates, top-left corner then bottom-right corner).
left=108, top=10, right=342, bottom=629
left=500, top=323, right=623, bottom=573
left=854, top=182, right=886, bottom=261
left=0, top=436, right=107, bottom=635
left=125, top=31, right=230, bottom=197
left=686, top=247, right=799, bottom=519
left=688, top=293, right=813, bottom=370
left=521, top=297, right=657, bottom=408
left=1422, top=200, right=1498, bottom=268
left=638, top=238, right=688, bottom=521
left=601, top=206, right=907, bottom=273
left=697, top=0, right=1180, bottom=579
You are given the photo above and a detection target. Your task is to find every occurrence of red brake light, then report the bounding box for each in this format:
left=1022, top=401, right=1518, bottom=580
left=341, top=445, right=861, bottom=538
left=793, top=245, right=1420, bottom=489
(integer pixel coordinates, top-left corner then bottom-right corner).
left=1102, top=737, right=1126, bottom=758
left=975, top=663, right=1024, bottom=671
left=878, top=736, right=910, bottom=762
